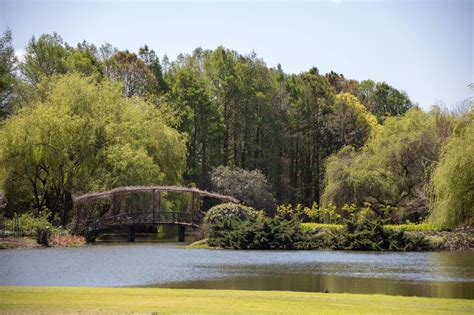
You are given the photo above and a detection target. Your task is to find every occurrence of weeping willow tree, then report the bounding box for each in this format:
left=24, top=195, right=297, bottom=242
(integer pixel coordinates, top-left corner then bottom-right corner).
left=0, top=73, right=187, bottom=224
left=430, top=112, right=474, bottom=228
left=322, top=108, right=454, bottom=223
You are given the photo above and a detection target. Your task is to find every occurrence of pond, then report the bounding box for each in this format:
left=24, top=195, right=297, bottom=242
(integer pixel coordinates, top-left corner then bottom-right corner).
left=0, top=243, right=472, bottom=299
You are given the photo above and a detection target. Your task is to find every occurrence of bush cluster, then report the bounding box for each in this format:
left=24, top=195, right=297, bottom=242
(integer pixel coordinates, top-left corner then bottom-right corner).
left=206, top=203, right=432, bottom=251
left=328, top=218, right=431, bottom=251
left=301, top=222, right=441, bottom=232
left=207, top=216, right=310, bottom=249
left=4, top=211, right=54, bottom=236
left=3, top=211, right=85, bottom=247
left=276, top=202, right=387, bottom=224
left=211, top=166, right=276, bottom=213
left=204, top=203, right=259, bottom=225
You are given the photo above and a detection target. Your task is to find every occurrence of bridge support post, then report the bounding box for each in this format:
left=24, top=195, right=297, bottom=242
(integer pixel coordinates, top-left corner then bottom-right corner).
left=152, top=189, right=161, bottom=219
left=128, top=226, right=135, bottom=242
left=178, top=226, right=185, bottom=242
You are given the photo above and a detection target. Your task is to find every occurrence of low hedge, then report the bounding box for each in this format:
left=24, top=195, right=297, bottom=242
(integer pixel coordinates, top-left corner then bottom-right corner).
left=207, top=217, right=432, bottom=251
left=302, top=222, right=442, bottom=232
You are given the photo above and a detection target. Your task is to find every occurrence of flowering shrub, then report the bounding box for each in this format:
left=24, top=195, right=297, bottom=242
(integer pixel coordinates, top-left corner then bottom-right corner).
left=49, top=234, right=86, bottom=247
left=204, top=203, right=260, bottom=224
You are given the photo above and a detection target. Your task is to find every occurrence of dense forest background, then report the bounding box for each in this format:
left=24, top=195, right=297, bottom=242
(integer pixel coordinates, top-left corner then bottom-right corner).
left=0, top=30, right=472, bottom=229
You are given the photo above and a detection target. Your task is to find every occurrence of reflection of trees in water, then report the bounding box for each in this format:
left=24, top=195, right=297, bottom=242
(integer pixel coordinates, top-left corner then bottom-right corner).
left=428, top=251, right=474, bottom=298
left=167, top=261, right=474, bottom=299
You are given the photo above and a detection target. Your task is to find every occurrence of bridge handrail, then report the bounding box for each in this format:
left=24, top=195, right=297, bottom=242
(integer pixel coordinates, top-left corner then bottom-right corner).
left=74, top=185, right=239, bottom=204
left=84, top=211, right=192, bottom=223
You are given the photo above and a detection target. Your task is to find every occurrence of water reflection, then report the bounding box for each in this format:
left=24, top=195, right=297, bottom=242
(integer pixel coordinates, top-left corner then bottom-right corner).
left=0, top=243, right=472, bottom=299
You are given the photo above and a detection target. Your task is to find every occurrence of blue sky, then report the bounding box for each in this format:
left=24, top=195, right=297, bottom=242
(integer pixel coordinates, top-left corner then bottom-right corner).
left=1, top=0, right=472, bottom=109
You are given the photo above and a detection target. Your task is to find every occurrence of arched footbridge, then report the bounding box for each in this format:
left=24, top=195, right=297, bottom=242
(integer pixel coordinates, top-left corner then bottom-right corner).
left=72, top=186, right=238, bottom=242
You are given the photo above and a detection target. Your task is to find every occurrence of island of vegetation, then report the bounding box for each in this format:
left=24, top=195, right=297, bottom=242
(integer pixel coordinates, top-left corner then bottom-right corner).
left=0, top=29, right=472, bottom=250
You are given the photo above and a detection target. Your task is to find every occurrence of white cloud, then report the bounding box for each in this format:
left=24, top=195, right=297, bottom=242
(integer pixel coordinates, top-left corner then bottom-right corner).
left=14, top=49, right=25, bottom=63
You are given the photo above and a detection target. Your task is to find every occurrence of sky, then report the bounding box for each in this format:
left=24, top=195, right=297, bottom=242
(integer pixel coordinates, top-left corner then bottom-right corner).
left=1, top=0, right=472, bottom=109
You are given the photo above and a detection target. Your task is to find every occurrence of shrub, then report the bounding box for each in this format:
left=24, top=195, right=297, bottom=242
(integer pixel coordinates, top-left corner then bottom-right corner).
left=49, top=234, right=86, bottom=247
left=207, top=216, right=311, bottom=249
left=276, top=204, right=305, bottom=221
left=207, top=211, right=433, bottom=251
left=276, top=202, right=342, bottom=223
left=211, top=166, right=276, bottom=212
left=384, top=223, right=442, bottom=232
left=329, top=218, right=431, bottom=251
left=301, top=222, right=441, bottom=232
left=5, top=211, right=53, bottom=236
left=204, top=203, right=259, bottom=225
left=301, top=223, right=343, bottom=231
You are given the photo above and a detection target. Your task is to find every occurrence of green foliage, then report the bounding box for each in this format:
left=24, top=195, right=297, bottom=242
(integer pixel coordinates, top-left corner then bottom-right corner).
left=302, top=222, right=441, bottom=232
left=276, top=202, right=363, bottom=224
left=20, top=34, right=102, bottom=86
left=211, top=166, right=276, bottom=212
left=207, top=216, right=310, bottom=250
left=358, top=80, right=413, bottom=122
left=322, top=108, right=454, bottom=223
left=20, top=33, right=70, bottom=84
left=3, top=30, right=464, bottom=231
left=301, top=222, right=343, bottom=231
left=0, top=74, right=186, bottom=223
left=0, top=28, right=17, bottom=118
left=167, top=56, right=223, bottom=185
left=207, top=215, right=431, bottom=251
left=275, top=203, right=305, bottom=220
left=384, top=223, right=442, bottom=232
left=204, top=203, right=259, bottom=225
left=329, top=218, right=431, bottom=251
left=4, top=211, right=53, bottom=236
left=275, top=202, right=337, bottom=224
left=429, top=112, right=474, bottom=228
left=329, top=93, right=379, bottom=149
left=106, top=50, right=159, bottom=97
left=284, top=71, right=335, bottom=204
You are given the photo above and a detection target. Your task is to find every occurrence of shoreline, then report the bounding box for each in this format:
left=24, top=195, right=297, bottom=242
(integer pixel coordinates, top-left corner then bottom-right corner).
left=1, top=286, right=473, bottom=314
left=2, top=229, right=473, bottom=251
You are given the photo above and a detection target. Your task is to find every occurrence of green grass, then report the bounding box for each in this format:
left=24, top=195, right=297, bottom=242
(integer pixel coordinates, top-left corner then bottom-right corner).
left=178, top=239, right=219, bottom=249
left=301, top=223, right=343, bottom=231
left=384, top=223, right=442, bottom=232
left=0, top=286, right=473, bottom=314
left=301, top=222, right=441, bottom=232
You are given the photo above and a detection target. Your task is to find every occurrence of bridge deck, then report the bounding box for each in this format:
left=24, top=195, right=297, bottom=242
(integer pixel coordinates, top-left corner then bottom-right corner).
left=76, top=211, right=198, bottom=234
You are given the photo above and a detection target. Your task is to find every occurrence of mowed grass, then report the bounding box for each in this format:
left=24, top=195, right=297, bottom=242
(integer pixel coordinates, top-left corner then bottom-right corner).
left=1, top=286, right=473, bottom=314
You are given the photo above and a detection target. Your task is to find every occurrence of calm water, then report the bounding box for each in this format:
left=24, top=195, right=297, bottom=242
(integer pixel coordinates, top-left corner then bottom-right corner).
left=0, top=243, right=473, bottom=299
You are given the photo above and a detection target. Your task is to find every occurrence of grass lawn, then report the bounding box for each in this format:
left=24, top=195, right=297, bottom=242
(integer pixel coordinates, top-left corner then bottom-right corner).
left=1, top=286, right=473, bottom=314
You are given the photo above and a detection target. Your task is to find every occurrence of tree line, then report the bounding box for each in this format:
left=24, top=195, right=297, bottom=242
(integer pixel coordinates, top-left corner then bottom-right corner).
left=0, top=29, right=472, bottom=228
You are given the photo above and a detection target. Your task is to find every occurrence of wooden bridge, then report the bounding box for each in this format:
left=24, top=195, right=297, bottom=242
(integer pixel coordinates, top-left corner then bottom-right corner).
left=72, top=185, right=239, bottom=242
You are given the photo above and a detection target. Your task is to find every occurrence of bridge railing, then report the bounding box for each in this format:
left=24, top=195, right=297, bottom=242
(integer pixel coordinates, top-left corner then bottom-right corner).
left=72, top=185, right=238, bottom=236
left=82, top=210, right=194, bottom=231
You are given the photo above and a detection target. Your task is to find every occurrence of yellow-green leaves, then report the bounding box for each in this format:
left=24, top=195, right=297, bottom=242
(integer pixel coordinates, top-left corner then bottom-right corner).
left=0, top=73, right=186, bottom=218
left=330, top=92, right=380, bottom=149
left=430, top=112, right=474, bottom=228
